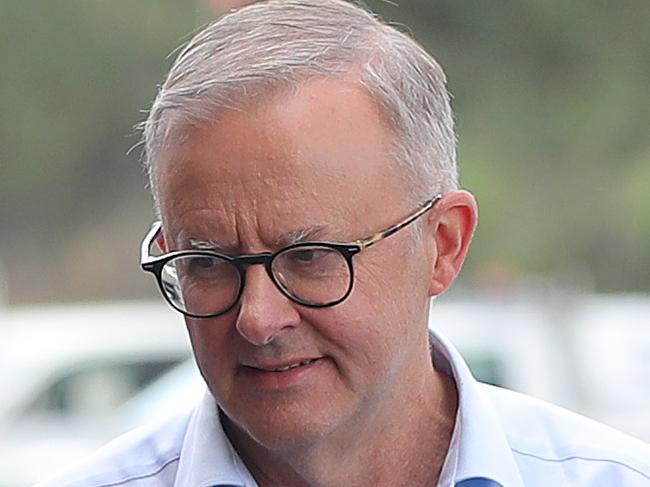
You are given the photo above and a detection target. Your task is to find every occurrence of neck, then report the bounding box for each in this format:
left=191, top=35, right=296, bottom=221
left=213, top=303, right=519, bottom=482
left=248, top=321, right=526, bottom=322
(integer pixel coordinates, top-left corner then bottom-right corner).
left=224, top=343, right=458, bottom=487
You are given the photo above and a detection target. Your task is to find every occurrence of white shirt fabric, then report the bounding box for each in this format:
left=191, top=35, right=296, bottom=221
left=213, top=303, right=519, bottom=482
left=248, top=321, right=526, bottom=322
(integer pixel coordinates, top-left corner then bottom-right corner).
left=37, top=329, right=650, bottom=487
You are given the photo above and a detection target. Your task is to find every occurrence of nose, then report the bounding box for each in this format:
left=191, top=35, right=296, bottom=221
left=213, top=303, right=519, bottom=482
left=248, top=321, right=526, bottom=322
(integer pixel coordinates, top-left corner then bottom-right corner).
left=235, top=265, right=301, bottom=346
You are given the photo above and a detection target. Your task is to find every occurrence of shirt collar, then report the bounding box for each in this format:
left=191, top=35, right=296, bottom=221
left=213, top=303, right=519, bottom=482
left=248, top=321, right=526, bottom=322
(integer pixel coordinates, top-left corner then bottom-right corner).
left=429, top=328, right=525, bottom=487
left=174, top=330, right=525, bottom=487
left=174, top=391, right=257, bottom=487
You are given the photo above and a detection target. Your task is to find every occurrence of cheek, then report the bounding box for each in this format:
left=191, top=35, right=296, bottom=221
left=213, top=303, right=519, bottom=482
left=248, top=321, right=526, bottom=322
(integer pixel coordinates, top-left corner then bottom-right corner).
left=356, top=253, right=425, bottom=320
left=184, top=317, right=234, bottom=384
left=337, top=253, right=429, bottom=361
left=309, top=288, right=405, bottom=379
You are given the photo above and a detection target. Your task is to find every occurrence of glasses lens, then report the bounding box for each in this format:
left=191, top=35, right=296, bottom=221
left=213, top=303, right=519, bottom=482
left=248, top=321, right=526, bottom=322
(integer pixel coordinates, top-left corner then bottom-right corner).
left=160, top=255, right=240, bottom=316
left=272, top=245, right=351, bottom=305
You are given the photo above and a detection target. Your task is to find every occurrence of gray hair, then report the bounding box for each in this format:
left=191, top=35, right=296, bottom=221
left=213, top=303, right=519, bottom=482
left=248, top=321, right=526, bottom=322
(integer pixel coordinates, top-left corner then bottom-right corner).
left=142, top=0, right=458, bottom=213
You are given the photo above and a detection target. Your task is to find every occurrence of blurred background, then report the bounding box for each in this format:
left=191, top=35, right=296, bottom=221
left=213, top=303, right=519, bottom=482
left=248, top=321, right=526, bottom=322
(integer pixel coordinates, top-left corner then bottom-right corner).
left=0, top=0, right=648, bottom=485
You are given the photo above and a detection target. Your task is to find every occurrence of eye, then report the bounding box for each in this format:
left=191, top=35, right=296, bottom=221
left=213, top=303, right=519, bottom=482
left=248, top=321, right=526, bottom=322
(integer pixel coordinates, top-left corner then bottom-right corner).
left=182, top=255, right=232, bottom=280
left=277, top=246, right=341, bottom=274
left=291, top=248, right=327, bottom=263
left=192, top=256, right=219, bottom=269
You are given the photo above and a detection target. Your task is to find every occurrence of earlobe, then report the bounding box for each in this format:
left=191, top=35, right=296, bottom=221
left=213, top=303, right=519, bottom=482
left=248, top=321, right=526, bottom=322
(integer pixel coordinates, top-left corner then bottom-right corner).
left=427, top=191, right=478, bottom=296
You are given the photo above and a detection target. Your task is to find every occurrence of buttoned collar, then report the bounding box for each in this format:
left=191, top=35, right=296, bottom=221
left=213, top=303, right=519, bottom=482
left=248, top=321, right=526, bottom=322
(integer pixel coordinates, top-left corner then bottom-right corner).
left=173, top=329, right=525, bottom=487
left=174, top=392, right=257, bottom=487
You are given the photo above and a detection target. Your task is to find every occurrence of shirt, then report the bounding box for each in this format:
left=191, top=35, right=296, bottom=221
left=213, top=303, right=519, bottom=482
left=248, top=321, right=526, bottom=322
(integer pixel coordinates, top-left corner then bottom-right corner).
left=36, top=329, right=650, bottom=487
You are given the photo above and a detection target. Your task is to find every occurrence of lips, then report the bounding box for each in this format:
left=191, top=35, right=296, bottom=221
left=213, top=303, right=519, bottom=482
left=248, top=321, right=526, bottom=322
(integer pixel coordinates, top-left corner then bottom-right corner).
left=238, top=356, right=327, bottom=389
left=245, top=357, right=322, bottom=372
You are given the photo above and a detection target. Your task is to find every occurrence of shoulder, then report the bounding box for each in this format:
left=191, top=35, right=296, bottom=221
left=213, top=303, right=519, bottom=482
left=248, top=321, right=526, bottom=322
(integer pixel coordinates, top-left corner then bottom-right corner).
left=481, top=384, right=650, bottom=486
left=35, top=409, right=193, bottom=487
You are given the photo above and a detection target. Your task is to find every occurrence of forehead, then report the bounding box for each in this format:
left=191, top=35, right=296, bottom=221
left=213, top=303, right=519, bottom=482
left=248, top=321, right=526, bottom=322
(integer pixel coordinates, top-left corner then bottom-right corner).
left=157, top=78, right=408, bottom=245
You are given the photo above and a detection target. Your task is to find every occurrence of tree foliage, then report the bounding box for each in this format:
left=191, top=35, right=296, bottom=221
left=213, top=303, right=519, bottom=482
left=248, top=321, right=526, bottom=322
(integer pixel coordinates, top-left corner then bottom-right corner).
left=0, top=0, right=648, bottom=303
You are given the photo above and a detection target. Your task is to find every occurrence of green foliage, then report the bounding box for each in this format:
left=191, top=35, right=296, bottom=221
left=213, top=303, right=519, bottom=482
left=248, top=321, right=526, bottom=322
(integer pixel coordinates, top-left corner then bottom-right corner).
left=370, top=0, right=650, bottom=292
left=0, top=0, right=648, bottom=303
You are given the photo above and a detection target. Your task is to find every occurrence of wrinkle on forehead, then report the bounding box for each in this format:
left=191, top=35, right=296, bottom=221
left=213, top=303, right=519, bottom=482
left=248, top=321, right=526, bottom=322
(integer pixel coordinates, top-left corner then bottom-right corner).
left=161, top=161, right=353, bottom=251
left=185, top=224, right=331, bottom=255
left=158, top=77, right=409, bottom=254
left=165, top=182, right=343, bottom=253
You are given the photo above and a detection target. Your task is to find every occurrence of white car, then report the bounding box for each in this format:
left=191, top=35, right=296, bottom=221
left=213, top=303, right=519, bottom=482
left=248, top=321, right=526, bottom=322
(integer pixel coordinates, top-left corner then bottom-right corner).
left=0, top=301, right=191, bottom=487
left=431, top=293, right=650, bottom=442
left=3, top=295, right=648, bottom=486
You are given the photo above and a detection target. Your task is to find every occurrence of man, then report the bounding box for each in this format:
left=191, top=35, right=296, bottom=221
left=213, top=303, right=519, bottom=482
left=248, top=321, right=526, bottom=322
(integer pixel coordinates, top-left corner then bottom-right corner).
left=39, top=1, right=650, bottom=486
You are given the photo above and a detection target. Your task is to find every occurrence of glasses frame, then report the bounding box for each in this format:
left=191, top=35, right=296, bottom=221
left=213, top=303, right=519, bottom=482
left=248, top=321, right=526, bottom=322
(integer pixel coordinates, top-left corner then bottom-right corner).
left=141, top=193, right=442, bottom=318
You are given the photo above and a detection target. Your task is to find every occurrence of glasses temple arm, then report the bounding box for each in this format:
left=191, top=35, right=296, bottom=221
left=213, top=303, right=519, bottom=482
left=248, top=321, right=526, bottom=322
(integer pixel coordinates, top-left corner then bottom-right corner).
left=355, top=194, right=442, bottom=249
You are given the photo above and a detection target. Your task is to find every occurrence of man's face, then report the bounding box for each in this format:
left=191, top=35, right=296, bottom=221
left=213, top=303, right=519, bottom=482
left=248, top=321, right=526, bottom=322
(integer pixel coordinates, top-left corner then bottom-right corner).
left=157, top=78, right=435, bottom=451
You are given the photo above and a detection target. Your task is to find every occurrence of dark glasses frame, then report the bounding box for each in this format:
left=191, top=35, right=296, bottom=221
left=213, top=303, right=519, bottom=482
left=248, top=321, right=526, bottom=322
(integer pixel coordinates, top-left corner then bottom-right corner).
left=141, top=193, right=442, bottom=318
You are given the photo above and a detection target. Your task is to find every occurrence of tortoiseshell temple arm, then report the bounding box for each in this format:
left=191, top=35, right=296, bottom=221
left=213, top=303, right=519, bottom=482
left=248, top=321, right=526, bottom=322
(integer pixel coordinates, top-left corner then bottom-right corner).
left=140, top=193, right=442, bottom=264
left=355, top=194, right=442, bottom=249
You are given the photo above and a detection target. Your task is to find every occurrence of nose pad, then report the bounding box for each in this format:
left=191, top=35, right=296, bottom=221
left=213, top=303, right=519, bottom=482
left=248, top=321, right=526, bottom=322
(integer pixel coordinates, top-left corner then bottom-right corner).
left=234, top=265, right=300, bottom=346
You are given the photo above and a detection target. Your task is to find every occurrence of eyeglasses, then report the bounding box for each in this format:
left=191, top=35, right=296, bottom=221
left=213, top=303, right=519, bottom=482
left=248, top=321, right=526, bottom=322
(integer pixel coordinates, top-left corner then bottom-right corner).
left=141, top=194, right=442, bottom=318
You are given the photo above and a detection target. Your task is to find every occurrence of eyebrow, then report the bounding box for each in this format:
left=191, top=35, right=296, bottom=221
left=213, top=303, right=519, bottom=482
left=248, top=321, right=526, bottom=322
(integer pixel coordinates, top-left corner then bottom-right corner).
left=187, top=224, right=333, bottom=254
left=274, top=224, right=331, bottom=247
left=188, top=238, right=235, bottom=253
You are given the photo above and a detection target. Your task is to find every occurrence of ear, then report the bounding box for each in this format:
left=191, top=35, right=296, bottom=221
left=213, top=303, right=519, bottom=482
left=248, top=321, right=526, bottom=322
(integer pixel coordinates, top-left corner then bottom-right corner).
left=426, top=190, right=478, bottom=296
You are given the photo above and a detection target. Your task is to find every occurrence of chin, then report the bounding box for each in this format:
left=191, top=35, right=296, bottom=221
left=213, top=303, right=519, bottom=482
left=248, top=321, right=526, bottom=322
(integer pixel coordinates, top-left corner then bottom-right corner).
left=220, top=395, right=348, bottom=453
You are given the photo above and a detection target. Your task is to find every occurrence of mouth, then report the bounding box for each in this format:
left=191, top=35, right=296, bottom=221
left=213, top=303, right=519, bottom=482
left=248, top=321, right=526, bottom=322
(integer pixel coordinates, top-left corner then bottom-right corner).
left=238, top=356, right=327, bottom=389
left=245, top=357, right=322, bottom=373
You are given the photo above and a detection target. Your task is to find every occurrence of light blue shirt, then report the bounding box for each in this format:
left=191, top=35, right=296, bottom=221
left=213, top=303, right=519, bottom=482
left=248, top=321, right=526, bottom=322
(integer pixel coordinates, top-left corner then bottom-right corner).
left=37, top=330, right=650, bottom=487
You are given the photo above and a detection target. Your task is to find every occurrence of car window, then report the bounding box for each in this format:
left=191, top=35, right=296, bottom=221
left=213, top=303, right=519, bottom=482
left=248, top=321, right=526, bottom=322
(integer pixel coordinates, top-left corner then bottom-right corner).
left=22, top=358, right=182, bottom=417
